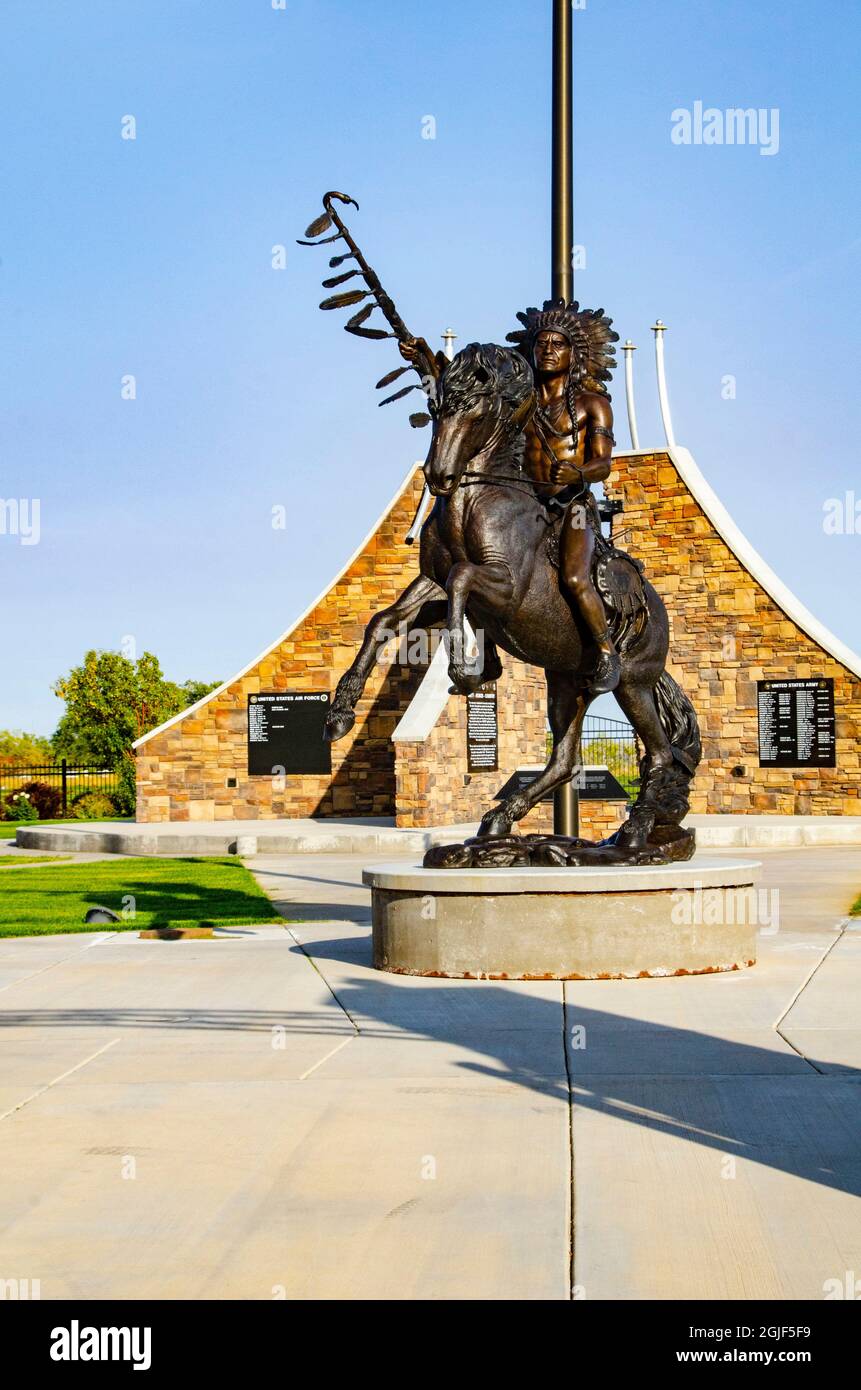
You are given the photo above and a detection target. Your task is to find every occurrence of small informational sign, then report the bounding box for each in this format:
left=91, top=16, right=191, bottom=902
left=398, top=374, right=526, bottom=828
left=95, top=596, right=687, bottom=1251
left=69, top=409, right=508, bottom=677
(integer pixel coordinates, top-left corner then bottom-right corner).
left=757, top=678, right=835, bottom=769
left=573, top=766, right=630, bottom=801
left=495, top=766, right=630, bottom=803
left=247, top=692, right=332, bottom=776
left=466, top=686, right=498, bottom=773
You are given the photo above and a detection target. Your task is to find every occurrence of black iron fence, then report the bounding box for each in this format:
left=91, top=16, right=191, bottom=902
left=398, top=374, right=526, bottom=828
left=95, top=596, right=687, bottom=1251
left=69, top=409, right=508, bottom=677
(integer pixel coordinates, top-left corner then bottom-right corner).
left=543, top=715, right=639, bottom=803
left=0, top=762, right=120, bottom=816
left=580, top=716, right=641, bottom=799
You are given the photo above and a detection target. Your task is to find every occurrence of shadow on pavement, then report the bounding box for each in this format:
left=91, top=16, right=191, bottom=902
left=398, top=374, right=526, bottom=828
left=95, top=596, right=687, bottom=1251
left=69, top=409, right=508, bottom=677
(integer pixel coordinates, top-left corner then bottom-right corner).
left=2, top=927, right=859, bottom=1202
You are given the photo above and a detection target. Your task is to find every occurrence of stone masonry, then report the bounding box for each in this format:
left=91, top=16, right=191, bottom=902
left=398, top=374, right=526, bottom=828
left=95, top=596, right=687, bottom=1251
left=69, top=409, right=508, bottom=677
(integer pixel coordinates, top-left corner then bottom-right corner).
left=605, top=450, right=861, bottom=815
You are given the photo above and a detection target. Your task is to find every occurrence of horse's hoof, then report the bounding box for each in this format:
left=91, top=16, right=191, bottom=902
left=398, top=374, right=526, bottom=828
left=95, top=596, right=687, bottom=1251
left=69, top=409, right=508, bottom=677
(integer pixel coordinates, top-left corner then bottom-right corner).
left=324, top=709, right=355, bottom=743
left=447, top=665, right=481, bottom=695
left=612, top=822, right=649, bottom=852
left=476, top=811, right=512, bottom=840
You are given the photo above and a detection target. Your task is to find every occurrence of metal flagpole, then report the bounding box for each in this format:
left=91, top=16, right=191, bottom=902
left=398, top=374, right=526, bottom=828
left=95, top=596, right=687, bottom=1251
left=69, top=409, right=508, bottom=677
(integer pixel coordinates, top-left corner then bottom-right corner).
left=551, top=0, right=574, bottom=304
left=551, top=0, right=580, bottom=838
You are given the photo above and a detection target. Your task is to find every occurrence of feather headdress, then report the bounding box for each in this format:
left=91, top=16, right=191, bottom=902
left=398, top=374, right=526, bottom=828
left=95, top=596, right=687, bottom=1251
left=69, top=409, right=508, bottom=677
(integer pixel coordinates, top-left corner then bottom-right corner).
left=506, top=299, right=619, bottom=394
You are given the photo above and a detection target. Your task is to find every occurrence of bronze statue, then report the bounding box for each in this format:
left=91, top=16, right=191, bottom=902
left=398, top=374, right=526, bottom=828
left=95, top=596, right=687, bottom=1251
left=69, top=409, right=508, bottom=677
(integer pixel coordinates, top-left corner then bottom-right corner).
left=299, top=194, right=701, bottom=867
left=513, top=305, right=621, bottom=695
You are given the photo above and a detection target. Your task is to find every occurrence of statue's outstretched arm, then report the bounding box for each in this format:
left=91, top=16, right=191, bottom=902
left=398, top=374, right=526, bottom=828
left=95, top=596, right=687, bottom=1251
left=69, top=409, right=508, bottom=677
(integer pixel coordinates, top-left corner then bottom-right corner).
left=398, top=336, right=446, bottom=383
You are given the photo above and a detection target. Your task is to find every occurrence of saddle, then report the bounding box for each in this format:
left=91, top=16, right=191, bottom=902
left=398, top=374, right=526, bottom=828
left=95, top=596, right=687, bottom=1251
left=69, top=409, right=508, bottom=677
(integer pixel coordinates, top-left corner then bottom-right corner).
left=594, top=546, right=647, bottom=619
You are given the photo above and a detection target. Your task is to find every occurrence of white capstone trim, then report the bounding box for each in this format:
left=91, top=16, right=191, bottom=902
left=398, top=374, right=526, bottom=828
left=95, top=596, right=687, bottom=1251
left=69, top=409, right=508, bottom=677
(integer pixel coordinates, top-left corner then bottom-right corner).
left=391, top=619, right=480, bottom=743
left=391, top=641, right=451, bottom=742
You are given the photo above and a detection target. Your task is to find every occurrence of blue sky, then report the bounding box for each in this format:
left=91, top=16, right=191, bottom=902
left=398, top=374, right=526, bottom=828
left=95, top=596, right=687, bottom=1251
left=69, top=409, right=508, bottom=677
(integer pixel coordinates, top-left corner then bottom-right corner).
left=2, top=0, right=859, bottom=735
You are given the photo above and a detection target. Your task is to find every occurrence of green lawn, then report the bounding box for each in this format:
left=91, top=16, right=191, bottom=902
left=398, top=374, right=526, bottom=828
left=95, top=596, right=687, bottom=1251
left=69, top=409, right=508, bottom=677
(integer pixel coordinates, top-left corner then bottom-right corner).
left=0, top=855, right=70, bottom=866
left=0, top=857, right=282, bottom=937
left=852, top=895, right=860, bottom=916
left=0, top=820, right=37, bottom=839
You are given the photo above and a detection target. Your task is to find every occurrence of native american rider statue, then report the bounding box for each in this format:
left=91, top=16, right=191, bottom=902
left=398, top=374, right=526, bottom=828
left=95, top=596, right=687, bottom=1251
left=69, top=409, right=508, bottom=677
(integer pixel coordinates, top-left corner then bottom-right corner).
left=402, top=299, right=622, bottom=694
left=299, top=193, right=701, bottom=866
left=510, top=301, right=620, bottom=694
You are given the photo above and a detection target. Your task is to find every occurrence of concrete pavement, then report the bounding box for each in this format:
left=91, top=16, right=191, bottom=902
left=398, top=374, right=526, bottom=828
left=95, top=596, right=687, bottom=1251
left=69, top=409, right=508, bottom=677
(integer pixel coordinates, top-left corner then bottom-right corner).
left=0, top=846, right=858, bottom=1299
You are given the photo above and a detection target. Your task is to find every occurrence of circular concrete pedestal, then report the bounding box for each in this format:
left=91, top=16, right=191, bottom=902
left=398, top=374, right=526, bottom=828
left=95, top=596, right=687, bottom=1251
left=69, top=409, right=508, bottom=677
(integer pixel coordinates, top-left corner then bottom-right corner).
left=363, top=855, right=762, bottom=980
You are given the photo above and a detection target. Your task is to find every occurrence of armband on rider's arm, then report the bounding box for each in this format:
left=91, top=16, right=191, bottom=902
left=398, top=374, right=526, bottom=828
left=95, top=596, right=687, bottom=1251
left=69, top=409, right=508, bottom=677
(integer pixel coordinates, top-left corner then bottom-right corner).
left=590, top=425, right=616, bottom=444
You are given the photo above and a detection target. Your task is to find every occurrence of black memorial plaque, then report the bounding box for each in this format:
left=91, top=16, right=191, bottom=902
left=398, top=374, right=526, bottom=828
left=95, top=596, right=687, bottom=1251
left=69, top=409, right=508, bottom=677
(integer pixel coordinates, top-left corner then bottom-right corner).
left=757, top=678, right=835, bottom=769
left=247, top=692, right=332, bottom=776
left=574, top=765, right=630, bottom=800
left=466, top=686, right=498, bottom=773
left=495, top=765, right=630, bottom=803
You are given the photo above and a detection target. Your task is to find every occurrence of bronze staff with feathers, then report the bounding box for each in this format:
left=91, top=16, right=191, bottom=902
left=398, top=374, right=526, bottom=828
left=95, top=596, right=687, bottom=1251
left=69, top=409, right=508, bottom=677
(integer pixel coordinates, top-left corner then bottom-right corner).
left=298, top=191, right=444, bottom=425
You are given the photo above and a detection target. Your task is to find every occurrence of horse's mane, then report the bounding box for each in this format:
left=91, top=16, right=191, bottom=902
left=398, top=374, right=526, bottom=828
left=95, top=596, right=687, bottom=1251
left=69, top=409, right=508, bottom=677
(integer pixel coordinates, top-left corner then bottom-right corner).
left=440, top=343, right=533, bottom=412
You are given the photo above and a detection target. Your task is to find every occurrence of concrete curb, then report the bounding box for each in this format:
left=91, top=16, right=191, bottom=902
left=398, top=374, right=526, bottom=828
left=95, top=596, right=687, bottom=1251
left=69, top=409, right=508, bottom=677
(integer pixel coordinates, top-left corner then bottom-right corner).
left=14, top=815, right=861, bottom=857
left=14, top=823, right=472, bottom=857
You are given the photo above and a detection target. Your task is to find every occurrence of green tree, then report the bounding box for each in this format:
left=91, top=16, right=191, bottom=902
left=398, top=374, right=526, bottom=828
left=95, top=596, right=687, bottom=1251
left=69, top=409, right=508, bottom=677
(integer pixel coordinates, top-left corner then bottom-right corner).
left=0, top=730, right=53, bottom=763
left=50, top=712, right=101, bottom=764
left=179, top=678, right=222, bottom=706
left=52, top=652, right=220, bottom=815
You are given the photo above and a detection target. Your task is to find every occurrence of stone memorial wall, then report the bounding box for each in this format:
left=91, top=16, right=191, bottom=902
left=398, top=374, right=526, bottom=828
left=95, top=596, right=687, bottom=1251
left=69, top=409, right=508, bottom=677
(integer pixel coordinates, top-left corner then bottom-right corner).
left=136, top=449, right=860, bottom=826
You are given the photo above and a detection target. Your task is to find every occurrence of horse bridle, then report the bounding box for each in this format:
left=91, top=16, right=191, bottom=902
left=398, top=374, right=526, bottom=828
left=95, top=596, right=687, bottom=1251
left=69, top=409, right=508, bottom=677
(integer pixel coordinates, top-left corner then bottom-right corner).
left=456, top=392, right=587, bottom=519
left=456, top=390, right=540, bottom=499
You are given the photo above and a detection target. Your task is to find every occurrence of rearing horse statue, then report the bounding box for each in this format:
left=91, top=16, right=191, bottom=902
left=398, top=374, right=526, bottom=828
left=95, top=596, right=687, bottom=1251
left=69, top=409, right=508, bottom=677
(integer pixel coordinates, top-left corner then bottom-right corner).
left=325, top=342, right=701, bottom=867
left=299, top=193, right=701, bottom=867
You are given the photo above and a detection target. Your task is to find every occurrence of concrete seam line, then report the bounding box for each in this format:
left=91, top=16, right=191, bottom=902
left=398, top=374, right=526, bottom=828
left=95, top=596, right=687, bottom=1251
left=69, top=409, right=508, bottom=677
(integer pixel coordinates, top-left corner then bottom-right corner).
left=284, top=926, right=362, bottom=1033
left=562, top=982, right=576, bottom=1301
left=0, top=1038, right=121, bottom=1123
left=299, top=1034, right=358, bottom=1081
left=0, top=958, right=66, bottom=996
left=772, top=919, right=851, bottom=1074
left=0, top=932, right=114, bottom=996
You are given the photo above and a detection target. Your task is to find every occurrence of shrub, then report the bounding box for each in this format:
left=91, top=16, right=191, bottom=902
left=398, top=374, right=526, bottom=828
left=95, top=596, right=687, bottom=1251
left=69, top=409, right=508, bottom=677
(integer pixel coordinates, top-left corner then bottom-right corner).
left=114, top=758, right=137, bottom=817
left=3, top=791, right=39, bottom=822
left=18, top=780, right=62, bottom=819
left=69, top=791, right=120, bottom=820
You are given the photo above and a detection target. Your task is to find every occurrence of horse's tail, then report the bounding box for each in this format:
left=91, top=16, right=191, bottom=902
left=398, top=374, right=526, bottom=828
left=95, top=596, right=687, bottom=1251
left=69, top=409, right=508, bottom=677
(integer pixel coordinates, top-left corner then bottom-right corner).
left=654, top=671, right=702, bottom=775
